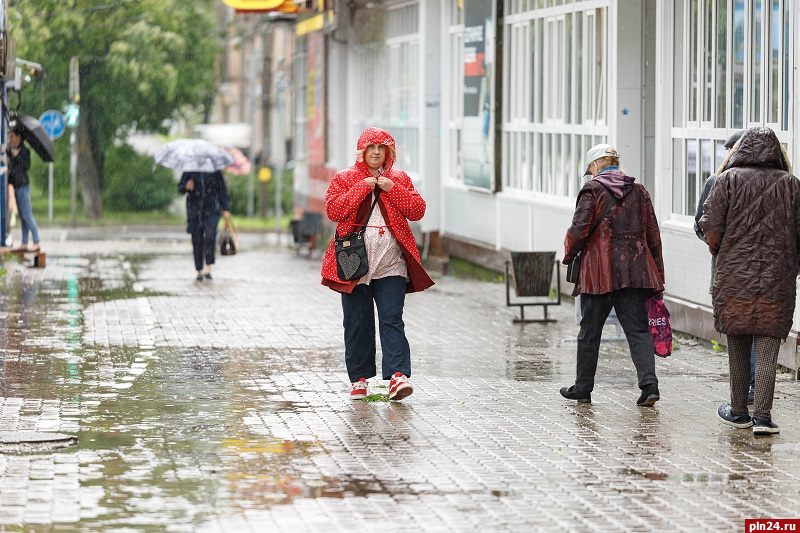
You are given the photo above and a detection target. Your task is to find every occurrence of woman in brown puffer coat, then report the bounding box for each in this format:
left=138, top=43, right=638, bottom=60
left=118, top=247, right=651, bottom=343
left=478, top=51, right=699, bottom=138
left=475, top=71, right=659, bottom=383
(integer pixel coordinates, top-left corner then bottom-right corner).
left=699, top=126, right=800, bottom=436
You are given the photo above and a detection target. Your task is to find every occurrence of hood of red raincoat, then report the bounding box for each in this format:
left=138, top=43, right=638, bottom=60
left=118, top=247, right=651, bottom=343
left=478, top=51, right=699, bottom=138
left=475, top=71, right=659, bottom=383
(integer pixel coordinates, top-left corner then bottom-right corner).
left=355, top=127, right=396, bottom=174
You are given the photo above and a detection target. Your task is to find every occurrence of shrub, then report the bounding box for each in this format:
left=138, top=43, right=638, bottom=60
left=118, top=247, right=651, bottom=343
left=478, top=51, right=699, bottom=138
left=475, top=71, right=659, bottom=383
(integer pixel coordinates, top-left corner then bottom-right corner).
left=103, top=144, right=177, bottom=211
left=223, top=168, right=294, bottom=217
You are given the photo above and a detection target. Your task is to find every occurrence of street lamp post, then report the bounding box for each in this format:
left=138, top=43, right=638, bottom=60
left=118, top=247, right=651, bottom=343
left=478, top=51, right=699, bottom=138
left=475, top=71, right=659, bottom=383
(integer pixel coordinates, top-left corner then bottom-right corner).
left=69, top=56, right=80, bottom=227
left=273, top=68, right=289, bottom=229
left=246, top=46, right=260, bottom=218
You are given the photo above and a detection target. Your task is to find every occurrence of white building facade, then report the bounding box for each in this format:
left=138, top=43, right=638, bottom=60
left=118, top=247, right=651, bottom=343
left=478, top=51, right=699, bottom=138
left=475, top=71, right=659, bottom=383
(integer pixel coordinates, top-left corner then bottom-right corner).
left=292, top=0, right=800, bottom=368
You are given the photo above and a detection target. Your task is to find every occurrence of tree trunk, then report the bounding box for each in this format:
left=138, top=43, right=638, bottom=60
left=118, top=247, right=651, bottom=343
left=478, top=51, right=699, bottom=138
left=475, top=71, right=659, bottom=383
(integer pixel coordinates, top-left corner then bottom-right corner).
left=77, top=108, right=103, bottom=219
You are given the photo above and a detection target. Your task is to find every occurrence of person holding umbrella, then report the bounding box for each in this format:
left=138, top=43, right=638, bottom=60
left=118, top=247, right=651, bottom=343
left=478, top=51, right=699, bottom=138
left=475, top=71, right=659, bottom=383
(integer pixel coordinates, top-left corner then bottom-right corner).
left=7, top=126, right=41, bottom=252
left=178, top=170, right=231, bottom=282
left=154, top=139, right=235, bottom=282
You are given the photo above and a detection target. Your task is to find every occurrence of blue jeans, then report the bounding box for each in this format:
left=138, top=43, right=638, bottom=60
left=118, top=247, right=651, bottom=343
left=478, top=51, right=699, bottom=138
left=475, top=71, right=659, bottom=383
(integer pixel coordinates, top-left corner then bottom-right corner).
left=750, top=341, right=756, bottom=390
left=575, top=288, right=658, bottom=392
left=341, top=276, right=410, bottom=383
left=14, top=184, right=39, bottom=245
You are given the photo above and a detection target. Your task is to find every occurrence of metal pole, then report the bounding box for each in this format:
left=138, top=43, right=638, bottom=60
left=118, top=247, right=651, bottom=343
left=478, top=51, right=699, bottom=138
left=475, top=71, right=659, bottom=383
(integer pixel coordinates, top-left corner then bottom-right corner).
left=246, top=45, right=260, bottom=218
left=274, top=72, right=283, bottom=229
left=70, top=130, right=77, bottom=227
left=0, top=85, right=6, bottom=244
left=69, top=56, right=79, bottom=227
left=48, top=162, right=53, bottom=221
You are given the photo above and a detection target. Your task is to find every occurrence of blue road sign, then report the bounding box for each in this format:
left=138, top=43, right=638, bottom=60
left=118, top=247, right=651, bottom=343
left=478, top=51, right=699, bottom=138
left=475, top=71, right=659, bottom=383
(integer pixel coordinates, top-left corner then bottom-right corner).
left=39, top=110, right=66, bottom=140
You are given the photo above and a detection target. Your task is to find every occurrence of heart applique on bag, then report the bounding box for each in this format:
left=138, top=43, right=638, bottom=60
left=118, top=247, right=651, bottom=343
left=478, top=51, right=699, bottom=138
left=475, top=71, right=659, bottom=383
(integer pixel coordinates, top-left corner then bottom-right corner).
left=338, top=251, right=362, bottom=280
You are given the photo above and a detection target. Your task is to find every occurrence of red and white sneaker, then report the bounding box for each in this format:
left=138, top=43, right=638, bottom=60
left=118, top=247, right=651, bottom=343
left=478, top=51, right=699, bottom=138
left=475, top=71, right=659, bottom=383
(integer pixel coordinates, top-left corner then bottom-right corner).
left=350, top=378, right=368, bottom=399
left=388, top=372, right=413, bottom=400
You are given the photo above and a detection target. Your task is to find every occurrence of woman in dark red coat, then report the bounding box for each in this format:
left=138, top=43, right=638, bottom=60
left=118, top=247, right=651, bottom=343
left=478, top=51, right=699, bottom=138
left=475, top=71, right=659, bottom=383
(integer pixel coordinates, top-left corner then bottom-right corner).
left=321, top=127, right=434, bottom=401
left=561, top=144, right=665, bottom=407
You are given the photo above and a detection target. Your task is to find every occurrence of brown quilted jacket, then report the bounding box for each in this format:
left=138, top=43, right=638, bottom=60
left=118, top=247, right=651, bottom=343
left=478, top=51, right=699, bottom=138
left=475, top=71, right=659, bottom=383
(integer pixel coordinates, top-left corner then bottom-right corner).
left=699, top=127, right=800, bottom=339
left=563, top=172, right=665, bottom=297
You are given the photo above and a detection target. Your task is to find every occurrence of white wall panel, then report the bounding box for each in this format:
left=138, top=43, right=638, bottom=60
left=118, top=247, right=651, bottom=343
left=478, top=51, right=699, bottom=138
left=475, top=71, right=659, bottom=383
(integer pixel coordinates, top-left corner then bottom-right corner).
left=532, top=205, right=573, bottom=256
left=497, top=199, right=530, bottom=251
left=442, top=187, right=496, bottom=246
left=660, top=224, right=713, bottom=307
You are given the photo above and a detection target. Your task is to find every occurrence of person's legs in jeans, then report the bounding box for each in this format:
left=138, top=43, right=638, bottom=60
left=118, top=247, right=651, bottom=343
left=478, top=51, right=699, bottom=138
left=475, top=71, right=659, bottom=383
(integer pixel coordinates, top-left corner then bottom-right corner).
left=612, top=288, right=658, bottom=390
left=727, top=334, right=753, bottom=415
left=15, top=185, right=39, bottom=246
left=341, top=284, right=377, bottom=383
left=752, top=335, right=781, bottom=420
left=575, top=293, right=615, bottom=392
left=371, top=276, right=411, bottom=380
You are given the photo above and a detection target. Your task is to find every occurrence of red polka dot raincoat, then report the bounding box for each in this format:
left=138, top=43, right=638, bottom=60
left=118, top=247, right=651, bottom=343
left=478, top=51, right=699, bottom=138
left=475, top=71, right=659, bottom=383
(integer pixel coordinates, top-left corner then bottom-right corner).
left=321, top=127, right=435, bottom=294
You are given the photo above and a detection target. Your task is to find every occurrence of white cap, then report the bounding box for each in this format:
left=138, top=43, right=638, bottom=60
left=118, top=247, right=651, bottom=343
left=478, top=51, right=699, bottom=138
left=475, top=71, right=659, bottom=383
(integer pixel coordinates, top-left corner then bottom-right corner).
left=583, top=144, right=620, bottom=175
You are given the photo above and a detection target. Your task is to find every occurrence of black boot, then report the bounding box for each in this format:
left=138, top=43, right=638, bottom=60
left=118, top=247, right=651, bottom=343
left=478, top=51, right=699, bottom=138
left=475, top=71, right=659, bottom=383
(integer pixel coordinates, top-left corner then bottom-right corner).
left=637, top=384, right=660, bottom=406
left=560, top=385, right=591, bottom=404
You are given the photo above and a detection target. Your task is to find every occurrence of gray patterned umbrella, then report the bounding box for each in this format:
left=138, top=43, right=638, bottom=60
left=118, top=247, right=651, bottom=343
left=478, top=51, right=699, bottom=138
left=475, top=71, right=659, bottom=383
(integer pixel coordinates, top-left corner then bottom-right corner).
left=153, top=138, right=234, bottom=172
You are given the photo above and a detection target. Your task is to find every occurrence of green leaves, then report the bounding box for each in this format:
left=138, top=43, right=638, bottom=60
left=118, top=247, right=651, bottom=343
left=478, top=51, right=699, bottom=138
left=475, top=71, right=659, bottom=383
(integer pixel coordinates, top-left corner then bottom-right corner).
left=10, top=0, right=219, bottom=145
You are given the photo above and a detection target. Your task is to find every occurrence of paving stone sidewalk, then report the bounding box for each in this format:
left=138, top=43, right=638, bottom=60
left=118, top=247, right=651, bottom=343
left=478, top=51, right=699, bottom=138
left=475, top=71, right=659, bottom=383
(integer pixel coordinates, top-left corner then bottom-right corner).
left=0, top=227, right=797, bottom=532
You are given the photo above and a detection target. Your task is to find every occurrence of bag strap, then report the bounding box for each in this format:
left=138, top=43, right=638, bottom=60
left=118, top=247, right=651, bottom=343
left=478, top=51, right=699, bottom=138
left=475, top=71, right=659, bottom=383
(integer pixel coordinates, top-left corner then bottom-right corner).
left=334, top=188, right=382, bottom=239
left=580, top=192, right=618, bottom=249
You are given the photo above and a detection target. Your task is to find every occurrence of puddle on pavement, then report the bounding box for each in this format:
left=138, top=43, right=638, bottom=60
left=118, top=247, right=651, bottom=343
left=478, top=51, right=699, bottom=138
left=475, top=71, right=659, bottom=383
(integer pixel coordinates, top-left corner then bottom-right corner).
left=506, top=357, right=554, bottom=381
left=0, top=251, right=790, bottom=529
left=0, top=253, right=364, bottom=528
left=618, top=467, right=669, bottom=481
left=505, top=336, right=557, bottom=381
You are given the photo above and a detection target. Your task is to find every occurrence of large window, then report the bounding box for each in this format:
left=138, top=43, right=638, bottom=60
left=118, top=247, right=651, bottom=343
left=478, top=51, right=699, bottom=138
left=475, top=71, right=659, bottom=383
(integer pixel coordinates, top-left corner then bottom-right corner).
left=501, top=1, right=609, bottom=197
left=671, top=0, right=792, bottom=217
left=293, top=36, right=308, bottom=163
left=443, top=1, right=465, bottom=182
left=351, top=3, right=421, bottom=174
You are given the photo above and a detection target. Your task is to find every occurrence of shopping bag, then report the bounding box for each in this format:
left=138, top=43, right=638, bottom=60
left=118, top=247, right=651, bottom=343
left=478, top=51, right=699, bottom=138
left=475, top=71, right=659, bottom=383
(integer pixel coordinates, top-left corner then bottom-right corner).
left=219, top=219, right=238, bottom=256
left=645, top=293, right=672, bottom=357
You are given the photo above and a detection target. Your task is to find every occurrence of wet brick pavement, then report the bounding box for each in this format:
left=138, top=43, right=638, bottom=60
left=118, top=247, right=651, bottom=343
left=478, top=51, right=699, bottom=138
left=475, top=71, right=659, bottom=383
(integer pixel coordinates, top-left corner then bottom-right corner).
left=0, top=226, right=798, bottom=532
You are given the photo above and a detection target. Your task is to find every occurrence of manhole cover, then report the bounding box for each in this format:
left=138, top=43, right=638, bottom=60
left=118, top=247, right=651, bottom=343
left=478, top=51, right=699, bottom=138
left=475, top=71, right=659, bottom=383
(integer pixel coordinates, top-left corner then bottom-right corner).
left=0, top=432, right=78, bottom=452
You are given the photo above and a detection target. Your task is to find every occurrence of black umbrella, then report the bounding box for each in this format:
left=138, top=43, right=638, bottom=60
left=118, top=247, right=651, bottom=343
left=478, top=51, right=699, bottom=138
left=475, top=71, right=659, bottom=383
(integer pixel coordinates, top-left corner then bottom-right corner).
left=12, top=115, right=55, bottom=162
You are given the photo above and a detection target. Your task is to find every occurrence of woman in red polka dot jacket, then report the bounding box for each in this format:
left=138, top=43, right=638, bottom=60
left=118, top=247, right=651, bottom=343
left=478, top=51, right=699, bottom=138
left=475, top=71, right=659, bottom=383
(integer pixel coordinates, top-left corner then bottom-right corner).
left=321, top=127, right=434, bottom=401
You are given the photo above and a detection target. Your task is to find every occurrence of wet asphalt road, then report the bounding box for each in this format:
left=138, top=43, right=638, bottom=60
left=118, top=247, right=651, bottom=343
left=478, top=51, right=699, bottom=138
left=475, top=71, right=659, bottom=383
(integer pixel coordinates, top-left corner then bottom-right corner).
left=0, top=226, right=798, bottom=532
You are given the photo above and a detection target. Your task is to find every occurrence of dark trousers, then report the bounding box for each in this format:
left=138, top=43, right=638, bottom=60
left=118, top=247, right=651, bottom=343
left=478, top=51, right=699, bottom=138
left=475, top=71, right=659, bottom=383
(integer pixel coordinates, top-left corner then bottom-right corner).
left=341, top=276, right=410, bottom=383
left=191, top=218, right=218, bottom=271
left=575, top=288, right=658, bottom=392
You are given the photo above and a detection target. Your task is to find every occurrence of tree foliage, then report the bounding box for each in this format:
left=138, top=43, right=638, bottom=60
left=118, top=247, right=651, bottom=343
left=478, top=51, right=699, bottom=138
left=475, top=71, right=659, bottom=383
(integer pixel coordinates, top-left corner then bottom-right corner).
left=9, top=0, right=221, bottom=217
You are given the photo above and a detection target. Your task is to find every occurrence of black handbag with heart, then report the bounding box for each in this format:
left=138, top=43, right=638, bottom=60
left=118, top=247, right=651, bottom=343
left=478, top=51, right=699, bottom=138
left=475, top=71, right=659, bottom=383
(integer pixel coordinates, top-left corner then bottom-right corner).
left=334, top=192, right=380, bottom=281
left=566, top=195, right=617, bottom=284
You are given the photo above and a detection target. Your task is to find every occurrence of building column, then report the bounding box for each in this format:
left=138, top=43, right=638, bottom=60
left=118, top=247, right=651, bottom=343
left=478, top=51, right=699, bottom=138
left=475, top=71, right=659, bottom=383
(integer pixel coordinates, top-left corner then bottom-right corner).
left=609, top=0, right=645, bottom=182
left=420, top=0, right=441, bottom=234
